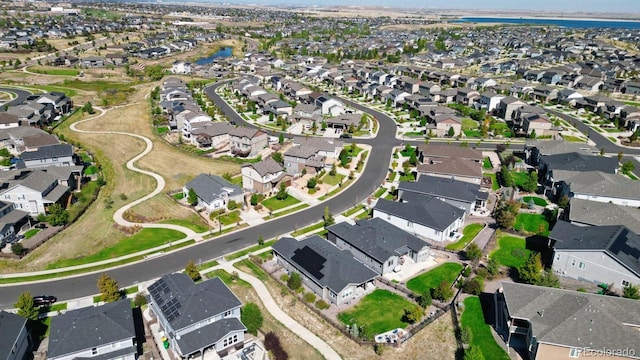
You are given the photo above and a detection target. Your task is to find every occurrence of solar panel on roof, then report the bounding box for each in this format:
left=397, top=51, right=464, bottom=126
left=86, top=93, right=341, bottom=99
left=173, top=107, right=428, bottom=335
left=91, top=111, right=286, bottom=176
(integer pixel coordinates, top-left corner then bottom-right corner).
left=291, top=246, right=326, bottom=280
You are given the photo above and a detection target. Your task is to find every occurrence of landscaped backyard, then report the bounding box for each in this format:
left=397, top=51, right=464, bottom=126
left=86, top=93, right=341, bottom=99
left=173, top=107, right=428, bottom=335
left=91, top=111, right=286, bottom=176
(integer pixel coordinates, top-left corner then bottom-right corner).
left=490, top=235, right=531, bottom=268
left=483, top=172, right=499, bottom=191
left=262, top=194, right=301, bottom=211
left=521, top=196, right=548, bottom=207
left=514, top=213, right=549, bottom=235
left=406, top=262, right=463, bottom=294
left=445, top=224, right=484, bottom=251
left=461, top=296, right=510, bottom=360
left=337, top=289, right=421, bottom=339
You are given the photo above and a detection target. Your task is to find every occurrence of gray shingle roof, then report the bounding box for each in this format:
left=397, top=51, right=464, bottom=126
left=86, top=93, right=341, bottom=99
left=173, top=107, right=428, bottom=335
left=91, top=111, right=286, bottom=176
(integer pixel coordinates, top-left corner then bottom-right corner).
left=542, top=152, right=618, bottom=174
left=20, top=144, right=73, bottom=161
left=549, top=221, right=640, bottom=277
left=399, top=175, right=487, bottom=204
left=272, top=235, right=378, bottom=294
left=48, top=299, right=135, bottom=358
left=502, top=282, right=640, bottom=352
left=185, top=174, right=241, bottom=204
left=176, top=318, right=246, bottom=356
left=243, top=157, right=283, bottom=176
left=569, top=198, right=640, bottom=234
left=0, top=310, right=27, bottom=356
left=418, top=144, right=483, bottom=161
left=554, top=170, right=640, bottom=200
left=326, top=218, right=429, bottom=263
left=525, top=140, right=595, bottom=156
left=374, top=194, right=465, bottom=232
left=148, top=274, right=242, bottom=331
left=416, top=158, right=482, bottom=179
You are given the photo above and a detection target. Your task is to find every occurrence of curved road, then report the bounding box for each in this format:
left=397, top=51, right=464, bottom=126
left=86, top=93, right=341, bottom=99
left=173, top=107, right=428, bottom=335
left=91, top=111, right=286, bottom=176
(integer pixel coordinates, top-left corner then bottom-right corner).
left=0, top=83, right=398, bottom=308
left=0, top=87, right=32, bottom=107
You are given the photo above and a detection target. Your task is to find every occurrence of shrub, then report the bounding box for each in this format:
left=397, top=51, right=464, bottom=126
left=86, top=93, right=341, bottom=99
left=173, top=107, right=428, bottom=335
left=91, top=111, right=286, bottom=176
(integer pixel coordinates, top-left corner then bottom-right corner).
left=462, top=277, right=484, bottom=295
left=462, top=267, right=472, bottom=277
left=303, top=292, right=316, bottom=303
left=431, top=280, right=454, bottom=301
left=254, top=204, right=263, bottom=211
left=227, top=200, right=239, bottom=210
left=133, top=293, right=147, bottom=307
left=241, top=303, right=263, bottom=335
left=264, top=332, right=288, bottom=360
left=315, top=300, right=330, bottom=310
left=374, top=343, right=385, bottom=356
left=287, top=272, right=302, bottom=290
left=11, top=243, right=25, bottom=256
left=250, top=193, right=259, bottom=206
left=306, top=177, right=317, bottom=189
left=280, top=274, right=290, bottom=282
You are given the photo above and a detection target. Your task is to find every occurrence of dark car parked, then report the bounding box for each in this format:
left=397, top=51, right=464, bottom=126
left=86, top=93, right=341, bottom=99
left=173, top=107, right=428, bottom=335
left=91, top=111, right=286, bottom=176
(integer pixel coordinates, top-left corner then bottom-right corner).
left=33, top=295, right=57, bottom=306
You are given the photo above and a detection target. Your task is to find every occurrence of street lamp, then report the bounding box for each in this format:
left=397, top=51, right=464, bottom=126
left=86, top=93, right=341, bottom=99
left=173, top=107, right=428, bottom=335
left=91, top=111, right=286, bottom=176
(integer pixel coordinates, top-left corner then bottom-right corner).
left=218, top=211, right=222, bottom=234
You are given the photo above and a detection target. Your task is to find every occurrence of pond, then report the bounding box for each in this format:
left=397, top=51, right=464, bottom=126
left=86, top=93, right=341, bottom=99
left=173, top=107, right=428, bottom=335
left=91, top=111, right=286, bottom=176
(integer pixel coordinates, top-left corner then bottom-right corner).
left=194, top=47, right=232, bottom=65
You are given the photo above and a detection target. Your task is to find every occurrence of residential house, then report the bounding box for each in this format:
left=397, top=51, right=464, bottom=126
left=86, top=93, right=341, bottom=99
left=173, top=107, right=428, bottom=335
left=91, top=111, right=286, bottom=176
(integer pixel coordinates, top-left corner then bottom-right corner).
left=241, top=157, right=289, bottom=194
left=35, top=92, right=73, bottom=116
left=431, top=114, right=462, bottom=137
left=475, top=91, right=505, bottom=112
left=524, top=140, right=596, bottom=167
left=415, top=144, right=483, bottom=184
left=455, top=88, right=480, bottom=106
left=0, top=311, right=32, bottom=360
left=183, top=174, right=243, bottom=213
left=0, top=113, right=20, bottom=129
left=48, top=300, right=137, bottom=360
left=568, top=198, right=640, bottom=234
left=556, top=89, right=583, bottom=106
left=105, top=53, right=129, bottom=66
left=539, top=153, right=619, bottom=199
left=549, top=221, right=640, bottom=288
left=171, top=61, right=192, bottom=75
left=0, top=201, right=29, bottom=245
left=398, top=175, right=488, bottom=215
left=326, top=218, right=431, bottom=276
left=148, top=274, right=247, bottom=358
left=176, top=110, right=212, bottom=139
left=315, top=96, right=344, bottom=116
left=272, top=235, right=378, bottom=306
left=81, top=56, right=105, bottom=68
left=20, top=144, right=76, bottom=169
left=550, top=170, right=640, bottom=207
left=373, top=193, right=466, bottom=242
left=497, top=96, right=528, bottom=120
left=497, top=282, right=640, bottom=360
left=189, top=122, right=235, bottom=149
left=283, top=138, right=342, bottom=176
left=229, top=127, right=267, bottom=158
left=0, top=169, right=70, bottom=215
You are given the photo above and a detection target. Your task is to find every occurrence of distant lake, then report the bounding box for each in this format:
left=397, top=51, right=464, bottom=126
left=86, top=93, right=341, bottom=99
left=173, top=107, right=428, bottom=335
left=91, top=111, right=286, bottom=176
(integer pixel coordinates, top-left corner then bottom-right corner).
left=194, top=47, right=232, bottom=65
left=456, top=17, right=640, bottom=29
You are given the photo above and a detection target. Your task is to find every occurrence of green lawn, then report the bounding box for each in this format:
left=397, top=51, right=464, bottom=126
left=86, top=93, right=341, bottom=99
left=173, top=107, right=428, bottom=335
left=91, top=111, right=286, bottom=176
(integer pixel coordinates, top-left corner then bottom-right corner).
left=461, top=296, right=510, bottom=360
left=483, top=157, right=493, bottom=169
left=483, top=172, right=499, bottom=191
left=321, top=173, right=345, bottom=186
left=219, top=210, right=241, bottom=226
left=156, top=126, right=169, bottom=135
left=196, top=259, right=219, bottom=271
left=445, top=224, right=484, bottom=251
left=337, top=290, right=421, bottom=339
left=84, top=165, right=98, bottom=175
left=521, top=196, right=548, bottom=207
left=490, top=235, right=531, bottom=268
left=234, top=259, right=268, bottom=281
left=31, top=67, right=80, bottom=76
left=561, top=134, right=587, bottom=142
left=205, top=269, right=251, bottom=287
left=225, top=240, right=276, bottom=261
left=291, top=221, right=325, bottom=237
left=262, top=195, right=300, bottom=211
left=406, top=262, right=464, bottom=294
left=464, top=130, right=482, bottom=138
left=342, top=204, right=366, bottom=217
left=23, top=228, right=40, bottom=239
left=46, top=228, right=186, bottom=269
left=462, top=118, right=479, bottom=129
left=161, top=219, right=209, bottom=232
left=373, top=187, right=387, bottom=198
left=514, top=213, right=549, bottom=235
left=512, top=172, right=530, bottom=188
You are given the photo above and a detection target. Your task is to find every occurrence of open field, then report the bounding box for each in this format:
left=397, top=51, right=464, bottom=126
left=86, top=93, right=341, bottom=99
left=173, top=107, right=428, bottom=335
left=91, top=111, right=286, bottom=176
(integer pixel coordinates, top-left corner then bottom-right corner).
left=406, top=262, right=464, bottom=294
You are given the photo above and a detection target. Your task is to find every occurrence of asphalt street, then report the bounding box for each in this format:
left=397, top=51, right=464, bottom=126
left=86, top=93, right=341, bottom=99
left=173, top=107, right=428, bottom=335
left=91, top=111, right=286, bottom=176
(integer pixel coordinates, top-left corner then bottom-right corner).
left=0, top=87, right=32, bottom=107
left=0, top=84, right=398, bottom=308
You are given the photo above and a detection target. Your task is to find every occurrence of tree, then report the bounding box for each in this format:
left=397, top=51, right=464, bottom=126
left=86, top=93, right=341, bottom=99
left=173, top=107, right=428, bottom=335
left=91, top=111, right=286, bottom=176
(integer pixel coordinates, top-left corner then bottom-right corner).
left=465, top=244, right=482, bottom=261
left=187, top=188, right=198, bottom=206
left=409, top=151, right=418, bottom=166
left=97, top=273, right=120, bottom=303
left=522, top=171, right=538, bottom=193
left=185, top=260, right=201, bottom=281
left=495, top=200, right=519, bottom=229
left=133, top=292, right=147, bottom=307
left=323, top=206, right=334, bottom=226
left=623, top=284, right=640, bottom=299
left=459, top=326, right=472, bottom=344
left=144, top=64, right=164, bottom=81
left=287, top=272, right=302, bottom=290
left=11, top=242, right=25, bottom=256
left=600, top=147, right=605, bottom=156
left=258, top=235, right=264, bottom=246
left=82, top=101, right=94, bottom=114
left=622, top=160, right=635, bottom=175
left=241, top=303, right=264, bottom=335
left=339, top=148, right=350, bottom=167
left=618, top=152, right=624, bottom=162
left=535, top=269, right=560, bottom=288
left=47, top=203, right=68, bottom=226
left=431, top=280, right=454, bottom=301
left=464, top=345, right=485, bottom=360
left=0, top=147, right=12, bottom=158
left=447, top=126, right=455, bottom=137
left=487, top=256, right=500, bottom=277
left=518, top=253, right=543, bottom=284
left=306, top=177, right=317, bottom=189
left=499, top=165, right=514, bottom=188
left=462, top=277, right=484, bottom=295
left=14, top=291, right=39, bottom=320
left=278, top=133, right=284, bottom=144
left=417, top=290, right=432, bottom=308
left=276, top=183, right=288, bottom=200
left=529, top=129, right=536, bottom=139
left=329, top=163, right=337, bottom=176
left=557, top=195, right=570, bottom=209
left=403, top=307, right=423, bottom=324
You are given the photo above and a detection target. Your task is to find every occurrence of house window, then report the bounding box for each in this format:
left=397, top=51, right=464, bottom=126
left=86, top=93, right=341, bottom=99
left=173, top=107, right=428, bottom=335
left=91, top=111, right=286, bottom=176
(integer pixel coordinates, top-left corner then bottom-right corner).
left=578, top=262, right=586, bottom=270
left=622, top=280, right=630, bottom=287
left=569, top=348, right=580, bottom=358
left=92, top=348, right=98, bottom=355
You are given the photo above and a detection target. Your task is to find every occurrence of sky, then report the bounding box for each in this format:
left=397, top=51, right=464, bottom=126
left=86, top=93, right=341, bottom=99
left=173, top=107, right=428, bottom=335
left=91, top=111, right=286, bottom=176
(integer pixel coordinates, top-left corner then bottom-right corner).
left=202, top=0, right=640, bottom=13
